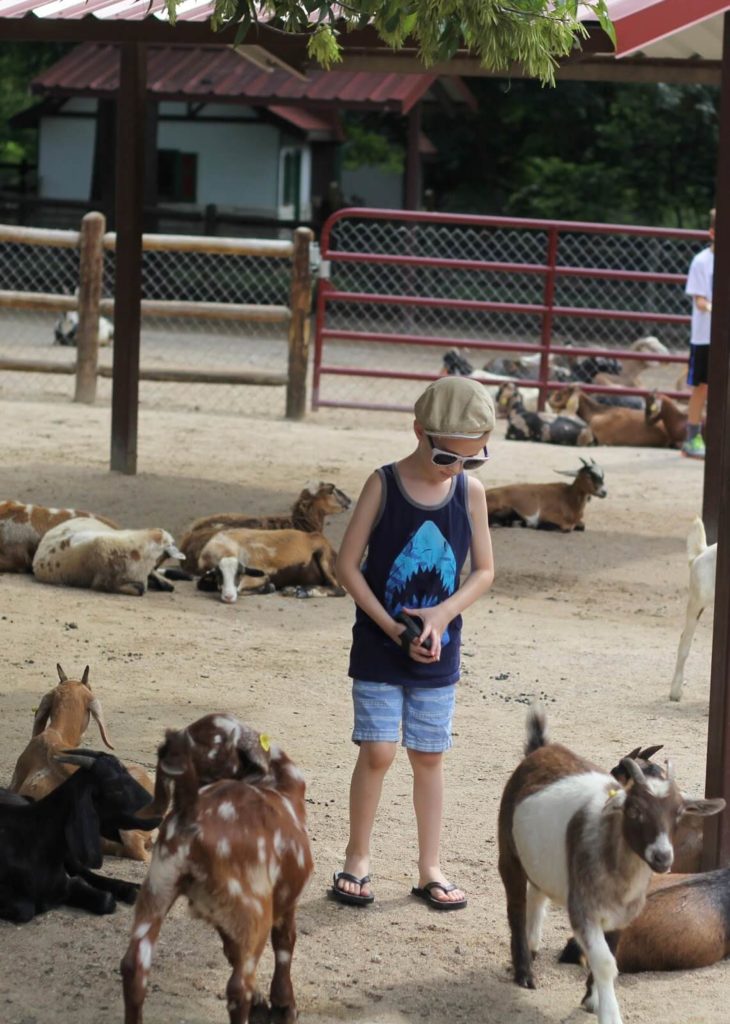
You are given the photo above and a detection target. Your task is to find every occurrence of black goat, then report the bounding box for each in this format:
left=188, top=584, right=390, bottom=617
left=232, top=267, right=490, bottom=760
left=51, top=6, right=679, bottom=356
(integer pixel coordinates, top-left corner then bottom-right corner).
left=0, top=749, right=159, bottom=923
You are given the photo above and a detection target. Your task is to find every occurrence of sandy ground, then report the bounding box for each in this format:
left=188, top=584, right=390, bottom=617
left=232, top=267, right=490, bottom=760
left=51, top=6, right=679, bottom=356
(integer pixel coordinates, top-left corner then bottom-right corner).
left=0, top=394, right=724, bottom=1024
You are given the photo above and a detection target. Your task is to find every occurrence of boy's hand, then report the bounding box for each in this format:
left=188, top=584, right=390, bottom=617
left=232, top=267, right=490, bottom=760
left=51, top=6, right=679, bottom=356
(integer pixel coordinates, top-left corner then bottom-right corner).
left=402, top=605, right=450, bottom=662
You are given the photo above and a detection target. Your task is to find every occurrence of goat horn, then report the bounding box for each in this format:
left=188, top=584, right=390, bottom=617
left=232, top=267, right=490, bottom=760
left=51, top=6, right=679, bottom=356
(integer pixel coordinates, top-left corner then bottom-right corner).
left=54, top=753, right=96, bottom=769
left=81, top=666, right=90, bottom=686
left=639, top=745, right=664, bottom=760
left=619, top=757, right=646, bottom=786
left=57, top=664, right=68, bottom=683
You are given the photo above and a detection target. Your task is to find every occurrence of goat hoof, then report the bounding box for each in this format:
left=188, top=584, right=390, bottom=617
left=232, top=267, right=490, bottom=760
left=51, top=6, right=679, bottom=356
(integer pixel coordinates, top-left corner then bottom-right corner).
left=515, top=971, right=536, bottom=990
left=269, top=1006, right=298, bottom=1024
left=118, top=883, right=141, bottom=905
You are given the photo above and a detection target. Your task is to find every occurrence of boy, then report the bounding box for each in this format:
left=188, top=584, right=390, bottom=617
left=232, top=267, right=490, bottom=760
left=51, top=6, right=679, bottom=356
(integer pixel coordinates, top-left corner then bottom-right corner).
left=682, top=208, right=715, bottom=459
left=332, top=376, right=495, bottom=910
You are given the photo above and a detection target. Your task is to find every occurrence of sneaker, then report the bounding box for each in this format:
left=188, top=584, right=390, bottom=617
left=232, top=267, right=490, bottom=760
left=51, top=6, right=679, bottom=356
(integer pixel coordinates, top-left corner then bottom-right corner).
left=682, top=434, right=706, bottom=459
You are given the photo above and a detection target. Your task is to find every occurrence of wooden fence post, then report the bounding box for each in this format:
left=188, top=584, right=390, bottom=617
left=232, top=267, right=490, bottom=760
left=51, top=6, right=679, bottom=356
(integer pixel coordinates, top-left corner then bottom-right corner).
left=286, top=226, right=314, bottom=420
left=74, top=210, right=106, bottom=404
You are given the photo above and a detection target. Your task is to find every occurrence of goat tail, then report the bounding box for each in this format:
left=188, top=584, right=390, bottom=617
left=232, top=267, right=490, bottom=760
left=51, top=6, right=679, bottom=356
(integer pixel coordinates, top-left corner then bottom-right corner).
left=524, top=702, right=550, bottom=757
left=686, top=516, right=708, bottom=563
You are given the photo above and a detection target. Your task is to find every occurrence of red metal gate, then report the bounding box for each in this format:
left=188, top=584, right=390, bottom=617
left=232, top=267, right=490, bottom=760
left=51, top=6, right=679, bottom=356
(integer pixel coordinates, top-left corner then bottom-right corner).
left=312, top=208, right=706, bottom=412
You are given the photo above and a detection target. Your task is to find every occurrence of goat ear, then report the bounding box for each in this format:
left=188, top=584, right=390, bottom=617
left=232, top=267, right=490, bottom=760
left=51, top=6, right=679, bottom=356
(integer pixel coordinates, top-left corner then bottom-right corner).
left=81, top=666, right=90, bottom=686
left=64, top=783, right=103, bottom=870
left=57, top=664, right=68, bottom=683
left=32, top=690, right=55, bottom=736
left=88, top=698, right=115, bottom=750
left=681, top=796, right=726, bottom=818
left=237, top=726, right=272, bottom=779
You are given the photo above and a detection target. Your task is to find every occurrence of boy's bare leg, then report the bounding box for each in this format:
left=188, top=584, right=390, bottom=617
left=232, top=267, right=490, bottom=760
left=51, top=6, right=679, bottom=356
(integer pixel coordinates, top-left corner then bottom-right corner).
left=687, top=383, right=708, bottom=427
left=338, top=741, right=397, bottom=897
left=409, top=749, right=465, bottom=904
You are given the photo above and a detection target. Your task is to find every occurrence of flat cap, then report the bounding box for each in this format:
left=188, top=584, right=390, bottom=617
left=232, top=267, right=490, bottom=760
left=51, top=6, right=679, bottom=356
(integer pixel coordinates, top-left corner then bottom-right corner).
left=414, top=376, right=495, bottom=439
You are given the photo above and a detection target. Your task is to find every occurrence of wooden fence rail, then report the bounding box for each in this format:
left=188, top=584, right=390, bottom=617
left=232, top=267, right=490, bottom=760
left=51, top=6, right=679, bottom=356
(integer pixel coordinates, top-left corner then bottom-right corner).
left=0, top=214, right=313, bottom=418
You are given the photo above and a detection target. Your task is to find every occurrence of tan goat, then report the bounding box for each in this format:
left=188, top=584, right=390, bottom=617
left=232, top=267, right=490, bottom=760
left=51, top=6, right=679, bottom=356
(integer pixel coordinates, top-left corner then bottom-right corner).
left=0, top=500, right=118, bottom=573
left=9, top=664, right=156, bottom=862
left=179, top=481, right=351, bottom=575
left=485, top=459, right=607, bottom=532
left=198, top=527, right=344, bottom=602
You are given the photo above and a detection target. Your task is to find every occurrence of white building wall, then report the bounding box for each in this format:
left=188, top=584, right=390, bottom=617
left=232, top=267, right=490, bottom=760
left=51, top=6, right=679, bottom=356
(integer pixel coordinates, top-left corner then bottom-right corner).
left=157, top=119, right=280, bottom=211
left=38, top=115, right=95, bottom=199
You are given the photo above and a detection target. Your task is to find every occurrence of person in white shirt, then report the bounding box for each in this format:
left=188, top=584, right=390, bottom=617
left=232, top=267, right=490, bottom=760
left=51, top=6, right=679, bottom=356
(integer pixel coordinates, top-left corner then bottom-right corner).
left=682, top=208, right=715, bottom=459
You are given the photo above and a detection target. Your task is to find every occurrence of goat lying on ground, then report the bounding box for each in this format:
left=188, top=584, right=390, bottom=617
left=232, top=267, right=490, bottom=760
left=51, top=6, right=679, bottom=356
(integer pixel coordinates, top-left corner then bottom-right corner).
left=498, top=705, right=723, bottom=1024
left=645, top=392, right=688, bottom=447
left=577, top=402, right=669, bottom=447
left=10, top=664, right=155, bottom=861
left=0, top=750, right=160, bottom=922
left=485, top=458, right=606, bottom=532
left=560, top=869, right=730, bottom=974
left=0, top=500, right=118, bottom=573
left=548, top=386, right=644, bottom=421
left=178, top=481, right=351, bottom=576
left=670, top=517, right=716, bottom=702
left=497, top=382, right=586, bottom=446
left=33, top=517, right=184, bottom=596
left=592, top=335, right=669, bottom=389
left=121, top=721, right=313, bottom=1024
left=197, top=527, right=344, bottom=602
left=53, top=310, right=114, bottom=347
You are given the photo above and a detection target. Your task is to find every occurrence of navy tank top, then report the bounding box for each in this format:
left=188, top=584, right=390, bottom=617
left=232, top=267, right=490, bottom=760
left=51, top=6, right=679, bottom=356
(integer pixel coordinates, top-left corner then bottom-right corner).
left=348, top=463, right=473, bottom=688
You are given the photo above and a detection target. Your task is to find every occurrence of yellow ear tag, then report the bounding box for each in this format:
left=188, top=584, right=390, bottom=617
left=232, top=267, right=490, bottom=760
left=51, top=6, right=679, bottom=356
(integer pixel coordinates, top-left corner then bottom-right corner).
left=32, top=707, right=38, bottom=714
left=607, top=788, right=618, bottom=799
left=259, top=734, right=271, bottom=752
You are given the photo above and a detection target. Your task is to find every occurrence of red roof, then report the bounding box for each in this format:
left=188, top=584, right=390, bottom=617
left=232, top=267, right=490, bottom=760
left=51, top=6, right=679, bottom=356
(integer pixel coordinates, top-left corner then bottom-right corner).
left=608, top=0, right=729, bottom=57
left=31, top=42, right=476, bottom=114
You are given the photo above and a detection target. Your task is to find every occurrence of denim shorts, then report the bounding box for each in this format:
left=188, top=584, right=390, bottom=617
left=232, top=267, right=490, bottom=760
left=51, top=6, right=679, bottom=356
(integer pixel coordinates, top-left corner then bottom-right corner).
left=351, top=679, right=457, bottom=753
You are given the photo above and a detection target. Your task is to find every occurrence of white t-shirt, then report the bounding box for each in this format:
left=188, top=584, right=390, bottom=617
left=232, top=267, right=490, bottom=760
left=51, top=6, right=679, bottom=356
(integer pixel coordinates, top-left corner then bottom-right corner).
left=685, top=246, right=714, bottom=346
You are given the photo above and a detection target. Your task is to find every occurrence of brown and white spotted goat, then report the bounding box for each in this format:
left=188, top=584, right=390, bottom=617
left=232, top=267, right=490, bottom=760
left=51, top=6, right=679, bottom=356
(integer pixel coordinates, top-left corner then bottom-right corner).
left=121, top=716, right=313, bottom=1024
left=498, top=706, right=723, bottom=1024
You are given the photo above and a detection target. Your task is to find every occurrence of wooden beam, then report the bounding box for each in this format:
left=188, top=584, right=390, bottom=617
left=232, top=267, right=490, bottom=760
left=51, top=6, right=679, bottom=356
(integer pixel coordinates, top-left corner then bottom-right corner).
left=405, top=102, right=422, bottom=210
left=702, top=12, right=730, bottom=870
left=110, top=42, right=146, bottom=475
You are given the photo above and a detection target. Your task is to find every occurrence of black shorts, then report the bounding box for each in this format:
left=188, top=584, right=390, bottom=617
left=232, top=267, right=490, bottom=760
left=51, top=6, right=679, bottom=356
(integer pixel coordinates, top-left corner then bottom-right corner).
left=688, top=344, right=709, bottom=386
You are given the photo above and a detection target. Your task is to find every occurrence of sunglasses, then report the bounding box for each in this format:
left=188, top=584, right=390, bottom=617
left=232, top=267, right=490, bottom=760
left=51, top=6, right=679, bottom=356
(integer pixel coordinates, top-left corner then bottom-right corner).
left=427, top=435, right=489, bottom=470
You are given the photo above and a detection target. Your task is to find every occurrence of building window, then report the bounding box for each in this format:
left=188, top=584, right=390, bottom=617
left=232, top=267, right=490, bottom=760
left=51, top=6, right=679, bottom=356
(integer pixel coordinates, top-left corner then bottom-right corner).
left=158, top=149, right=197, bottom=203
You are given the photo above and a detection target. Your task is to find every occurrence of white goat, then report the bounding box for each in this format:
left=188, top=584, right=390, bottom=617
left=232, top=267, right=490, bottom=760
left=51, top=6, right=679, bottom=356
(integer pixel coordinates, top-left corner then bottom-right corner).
left=669, top=517, right=716, bottom=701
left=54, top=310, right=114, bottom=347
left=32, top=518, right=183, bottom=596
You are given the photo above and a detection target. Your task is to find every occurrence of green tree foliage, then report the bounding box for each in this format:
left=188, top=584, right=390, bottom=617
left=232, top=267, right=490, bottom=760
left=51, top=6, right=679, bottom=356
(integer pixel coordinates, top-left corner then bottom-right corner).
left=421, top=79, right=718, bottom=227
left=198, top=0, right=613, bottom=84
left=0, top=43, right=70, bottom=164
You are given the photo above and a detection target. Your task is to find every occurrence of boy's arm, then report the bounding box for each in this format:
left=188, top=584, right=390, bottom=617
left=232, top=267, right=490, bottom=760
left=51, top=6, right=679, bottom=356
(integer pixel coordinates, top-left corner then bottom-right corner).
left=336, top=471, right=404, bottom=645
left=403, top=475, right=494, bottom=661
left=693, top=295, right=713, bottom=314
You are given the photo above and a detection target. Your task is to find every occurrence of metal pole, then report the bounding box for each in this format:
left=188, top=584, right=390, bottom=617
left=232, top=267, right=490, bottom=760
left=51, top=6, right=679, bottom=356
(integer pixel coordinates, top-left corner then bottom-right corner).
left=702, top=12, right=730, bottom=869
left=110, top=42, right=146, bottom=474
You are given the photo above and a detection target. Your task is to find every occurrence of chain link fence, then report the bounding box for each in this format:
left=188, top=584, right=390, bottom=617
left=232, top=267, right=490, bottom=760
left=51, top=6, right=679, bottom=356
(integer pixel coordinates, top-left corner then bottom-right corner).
left=314, top=211, right=707, bottom=411
left=0, top=223, right=297, bottom=416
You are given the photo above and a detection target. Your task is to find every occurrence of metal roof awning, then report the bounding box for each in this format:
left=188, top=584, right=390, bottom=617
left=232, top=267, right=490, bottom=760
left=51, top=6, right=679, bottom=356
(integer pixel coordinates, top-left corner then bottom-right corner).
left=609, top=0, right=729, bottom=58
left=28, top=41, right=477, bottom=114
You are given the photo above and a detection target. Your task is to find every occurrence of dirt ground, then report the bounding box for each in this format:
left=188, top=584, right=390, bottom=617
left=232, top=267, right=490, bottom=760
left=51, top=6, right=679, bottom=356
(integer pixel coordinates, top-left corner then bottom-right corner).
left=0, top=393, right=724, bottom=1024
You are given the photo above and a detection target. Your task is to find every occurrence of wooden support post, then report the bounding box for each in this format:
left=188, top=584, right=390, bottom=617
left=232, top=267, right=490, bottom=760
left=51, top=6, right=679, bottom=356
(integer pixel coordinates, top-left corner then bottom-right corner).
left=111, top=42, right=146, bottom=475
left=702, top=12, right=730, bottom=870
left=285, top=226, right=314, bottom=420
left=74, top=210, right=106, bottom=404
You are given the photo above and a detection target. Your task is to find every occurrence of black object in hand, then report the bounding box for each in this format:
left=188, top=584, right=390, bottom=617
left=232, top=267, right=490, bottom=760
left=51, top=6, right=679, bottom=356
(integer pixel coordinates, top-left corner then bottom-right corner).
left=395, top=611, right=432, bottom=652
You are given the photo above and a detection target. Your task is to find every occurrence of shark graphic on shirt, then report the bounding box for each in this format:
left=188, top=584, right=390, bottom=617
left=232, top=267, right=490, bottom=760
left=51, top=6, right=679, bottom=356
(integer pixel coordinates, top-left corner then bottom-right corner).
left=384, top=521, right=457, bottom=646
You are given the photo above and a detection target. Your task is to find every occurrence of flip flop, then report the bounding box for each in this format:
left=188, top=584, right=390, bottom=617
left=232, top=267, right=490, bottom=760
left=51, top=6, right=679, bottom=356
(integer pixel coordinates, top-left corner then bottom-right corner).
left=330, top=871, right=375, bottom=906
left=411, top=881, right=467, bottom=911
